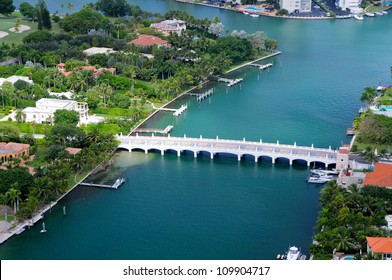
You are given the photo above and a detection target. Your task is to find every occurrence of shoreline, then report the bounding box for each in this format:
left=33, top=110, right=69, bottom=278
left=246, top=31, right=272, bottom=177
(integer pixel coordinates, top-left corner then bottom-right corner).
left=0, top=163, right=104, bottom=245
left=175, top=0, right=392, bottom=20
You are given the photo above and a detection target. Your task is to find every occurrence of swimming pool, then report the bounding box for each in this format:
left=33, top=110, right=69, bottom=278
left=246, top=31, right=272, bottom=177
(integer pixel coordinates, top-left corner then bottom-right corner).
left=245, top=6, right=263, bottom=11
left=342, top=256, right=354, bottom=260
left=378, top=105, right=392, bottom=111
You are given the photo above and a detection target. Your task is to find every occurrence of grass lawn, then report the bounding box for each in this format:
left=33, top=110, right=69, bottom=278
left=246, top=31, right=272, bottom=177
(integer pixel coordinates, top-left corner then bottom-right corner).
left=0, top=113, right=5, bottom=119
left=0, top=16, right=62, bottom=45
left=365, top=5, right=392, bottom=13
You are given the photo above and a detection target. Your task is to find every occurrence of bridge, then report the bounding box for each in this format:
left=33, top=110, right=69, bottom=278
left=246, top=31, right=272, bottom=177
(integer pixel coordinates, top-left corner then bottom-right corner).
left=116, top=135, right=337, bottom=167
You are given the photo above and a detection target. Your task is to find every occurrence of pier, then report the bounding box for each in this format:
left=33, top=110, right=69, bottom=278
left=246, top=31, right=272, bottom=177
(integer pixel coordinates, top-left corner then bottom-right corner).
left=249, top=63, right=273, bottom=70
left=189, top=89, right=214, bottom=102
left=160, top=104, right=188, bottom=116
left=134, top=125, right=173, bottom=135
left=218, top=77, right=243, bottom=86
left=80, top=178, right=125, bottom=190
left=117, top=135, right=338, bottom=167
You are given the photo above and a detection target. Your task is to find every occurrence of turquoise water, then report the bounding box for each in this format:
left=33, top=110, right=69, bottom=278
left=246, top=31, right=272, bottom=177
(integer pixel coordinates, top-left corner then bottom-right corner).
left=2, top=0, right=392, bottom=260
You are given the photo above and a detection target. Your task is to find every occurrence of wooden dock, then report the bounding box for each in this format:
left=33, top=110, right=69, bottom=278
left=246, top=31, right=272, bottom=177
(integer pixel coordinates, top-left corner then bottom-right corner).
left=135, top=125, right=173, bottom=134
left=188, top=89, right=214, bottom=102
left=218, top=77, right=243, bottom=87
left=80, top=178, right=126, bottom=190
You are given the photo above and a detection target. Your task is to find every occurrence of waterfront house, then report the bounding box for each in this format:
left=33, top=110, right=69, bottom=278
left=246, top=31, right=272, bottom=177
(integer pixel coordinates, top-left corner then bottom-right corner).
left=150, top=19, right=186, bottom=36
left=366, top=237, right=392, bottom=260
left=129, top=35, right=171, bottom=48
left=83, top=47, right=116, bottom=56
left=22, top=98, right=89, bottom=125
left=0, top=75, right=33, bottom=87
left=337, top=0, right=363, bottom=14
left=363, top=163, right=392, bottom=188
left=0, top=142, right=30, bottom=163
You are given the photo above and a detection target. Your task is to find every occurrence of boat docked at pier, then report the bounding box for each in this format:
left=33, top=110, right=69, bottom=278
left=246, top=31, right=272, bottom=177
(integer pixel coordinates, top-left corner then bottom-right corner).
left=249, top=14, right=259, bottom=18
left=365, top=12, right=375, bottom=17
left=277, top=246, right=306, bottom=260
left=306, top=176, right=329, bottom=184
left=353, top=14, right=364, bottom=20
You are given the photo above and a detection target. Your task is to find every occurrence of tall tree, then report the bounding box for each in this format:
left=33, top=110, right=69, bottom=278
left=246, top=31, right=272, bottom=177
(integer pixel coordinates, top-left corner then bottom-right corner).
left=19, top=2, right=35, bottom=21
left=35, top=0, right=51, bottom=30
left=95, top=0, right=129, bottom=17
left=0, top=0, right=15, bottom=16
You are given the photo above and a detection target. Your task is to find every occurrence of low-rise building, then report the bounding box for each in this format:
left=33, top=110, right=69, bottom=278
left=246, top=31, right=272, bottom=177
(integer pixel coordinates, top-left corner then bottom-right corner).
left=57, top=64, right=116, bottom=78
left=363, top=163, right=392, bottom=188
left=150, top=19, right=186, bottom=36
left=129, top=35, right=171, bottom=48
left=366, top=237, right=392, bottom=260
left=22, top=98, right=89, bottom=124
left=0, top=142, right=30, bottom=163
left=83, top=47, right=116, bottom=56
left=0, top=75, right=34, bottom=87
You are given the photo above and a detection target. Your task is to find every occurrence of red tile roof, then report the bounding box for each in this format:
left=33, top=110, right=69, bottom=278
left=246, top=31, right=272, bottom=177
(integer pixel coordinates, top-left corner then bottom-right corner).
left=129, top=35, right=169, bottom=47
left=65, top=147, right=82, bottom=155
left=338, top=149, right=350, bottom=154
left=0, top=142, right=30, bottom=153
left=367, top=237, right=392, bottom=253
left=364, top=163, right=392, bottom=187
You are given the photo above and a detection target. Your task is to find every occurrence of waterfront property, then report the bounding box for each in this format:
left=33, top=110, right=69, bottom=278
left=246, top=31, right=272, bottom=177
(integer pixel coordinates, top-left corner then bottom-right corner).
left=0, top=75, right=33, bottom=87
left=150, top=19, right=186, bottom=36
left=366, top=236, right=392, bottom=260
left=117, top=135, right=339, bottom=167
left=22, top=98, right=89, bottom=124
left=363, top=163, right=392, bottom=188
left=280, top=0, right=312, bottom=13
left=128, top=35, right=171, bottom=48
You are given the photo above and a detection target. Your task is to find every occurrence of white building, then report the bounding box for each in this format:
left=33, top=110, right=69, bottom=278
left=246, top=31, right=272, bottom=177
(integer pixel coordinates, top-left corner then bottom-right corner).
left=338, top=0, right=363, bottom=14
left=23, top=98, right=89, bottom=124
left=83, top=47, right=116, bottom=56
left=280, top=0, right=311, bottom=13
left=0, top=75, right=33, bottom=87
left=150, top=19, right=186, bottom=36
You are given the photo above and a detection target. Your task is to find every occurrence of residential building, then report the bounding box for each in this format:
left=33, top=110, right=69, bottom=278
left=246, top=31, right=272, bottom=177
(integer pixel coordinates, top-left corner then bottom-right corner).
left=337, top=0, right=363, bottom=14
left=279, top=0, right=311, bottom=13
left=83, top=47, right=116, bottom=56
left=129, top=35, right=171, bottom=48
left=0, top=75, right=33, bottom=87
left=57, top=64, right=116, bottom=78
left=22, top=98, right=89, bottom=124
left=150, top=19, right=186, bottom=36
left=366, top=237, right=392, bottom=260
left=363, top=163, right=392, bottom=188
left=0, top=142, right=30, bottom=163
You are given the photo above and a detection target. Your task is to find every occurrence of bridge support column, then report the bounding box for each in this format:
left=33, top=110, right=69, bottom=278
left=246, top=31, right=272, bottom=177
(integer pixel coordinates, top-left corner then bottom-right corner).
left=272, top=158, right=275, bottom=164
left=194, top=151, right=197, bottom=158
left=255, top=156, right=258, bottom=163
left=289, top=159, right=293, bottom=165
left=161, top=150, right=164, bottom=156
left=307, top=161, right=310, bottom=167
left=145, top=150, right=148, bottom=154
left=177, top=151, right=181, bottom=157
left=210, top=153, right=214, bottom=160
left=237, top=155, right=241, bottom=161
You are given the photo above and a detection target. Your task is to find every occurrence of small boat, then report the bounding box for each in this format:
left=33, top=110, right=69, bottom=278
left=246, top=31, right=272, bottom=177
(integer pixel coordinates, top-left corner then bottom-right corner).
left=40, top=222, right=47, bottom=233
left=381, top=11, right=388, bottom=15
left=243, top=12, right=249, bottom=15
left=249, top=14, right=259, bottom=18
left=365, top=12, right=375, bottom=17
left=259, top=63, right=273, bottom=70
left=310, top=168, right=339, bottom=176
left=306, top=176, right=329, bottom=184
left=375, top=12, right=384, bottom=16
left=354, top=14, right=364, bottom=20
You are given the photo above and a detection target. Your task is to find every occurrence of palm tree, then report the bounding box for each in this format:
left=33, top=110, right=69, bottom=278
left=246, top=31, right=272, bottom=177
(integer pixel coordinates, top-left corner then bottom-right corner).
left=6, top=186, right=22, bottom=213
left=360, top=87, right=377, bottom=107
left=331, top=227, right=355, bottom=252
left=15, top=109, right=26, bottom=123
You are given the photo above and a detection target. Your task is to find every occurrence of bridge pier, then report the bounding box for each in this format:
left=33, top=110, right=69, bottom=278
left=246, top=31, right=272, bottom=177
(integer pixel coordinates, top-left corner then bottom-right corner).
left=177, top=151, right=181, bottom=157
left=210, top=153, right=214, bottom=159
left=145, top=150, right=148, bottom=154
left=289, top=159, right=293, bottom=165
left=194, top=151, right=197, bottom=158
left=237, top=155, right=241, bottom=161
left=161, top=150, right=164, bottom=156
left=255, top=156, right=258, bottom=163
left=272, top=158, right=275, bottom=164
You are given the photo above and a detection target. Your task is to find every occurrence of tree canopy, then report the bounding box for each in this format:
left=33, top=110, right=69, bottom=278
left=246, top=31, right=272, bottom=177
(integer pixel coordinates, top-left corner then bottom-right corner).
left=95, top=0, right=129, bottom=17
left=60, top=8, right=112, bottom=34
left=0, top=0, right=15, bottom=16
left=54, top=109, right=79, bottom=126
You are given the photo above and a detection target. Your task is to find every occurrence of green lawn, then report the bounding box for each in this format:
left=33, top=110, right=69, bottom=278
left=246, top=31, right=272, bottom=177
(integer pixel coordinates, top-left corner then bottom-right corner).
left=365, top=5, right=392, bottom=13
left=0, top=113, right=5, bottom=119
left=0, top=16, right=62, bottom=45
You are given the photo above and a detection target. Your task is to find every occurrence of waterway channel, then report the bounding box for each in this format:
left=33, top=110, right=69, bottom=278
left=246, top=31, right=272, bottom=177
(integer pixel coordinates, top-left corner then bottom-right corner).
left=2, top=0, right=392, bottom=259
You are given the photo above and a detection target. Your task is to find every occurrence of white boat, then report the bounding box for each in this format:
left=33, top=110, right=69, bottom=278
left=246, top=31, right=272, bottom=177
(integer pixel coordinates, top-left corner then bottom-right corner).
left=353, top=14, right=364, bottom=20
left=381, top=11, right=388, bottom=15
left=365, top=12, right=375, bottom=17
left=376, top=85, right=387, bottom=91
left=249, top=14, right=259, bottom=18
left=375, top=12, right=384, bottom=16
left=259, top=63, right=273, bottom=70
left=40, top=222, right=47, bottom=233
left=310, top=169, right=339, bottom=176
left=286, top=246, right=301, bottom=260
left=243, top=12, right=249, bottom=15
left=306, top=176, right=329, bottom=184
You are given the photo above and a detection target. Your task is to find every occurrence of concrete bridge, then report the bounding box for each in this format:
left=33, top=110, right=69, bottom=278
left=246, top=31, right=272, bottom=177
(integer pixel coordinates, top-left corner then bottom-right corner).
left=117, top=135, right=337, bottom=167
